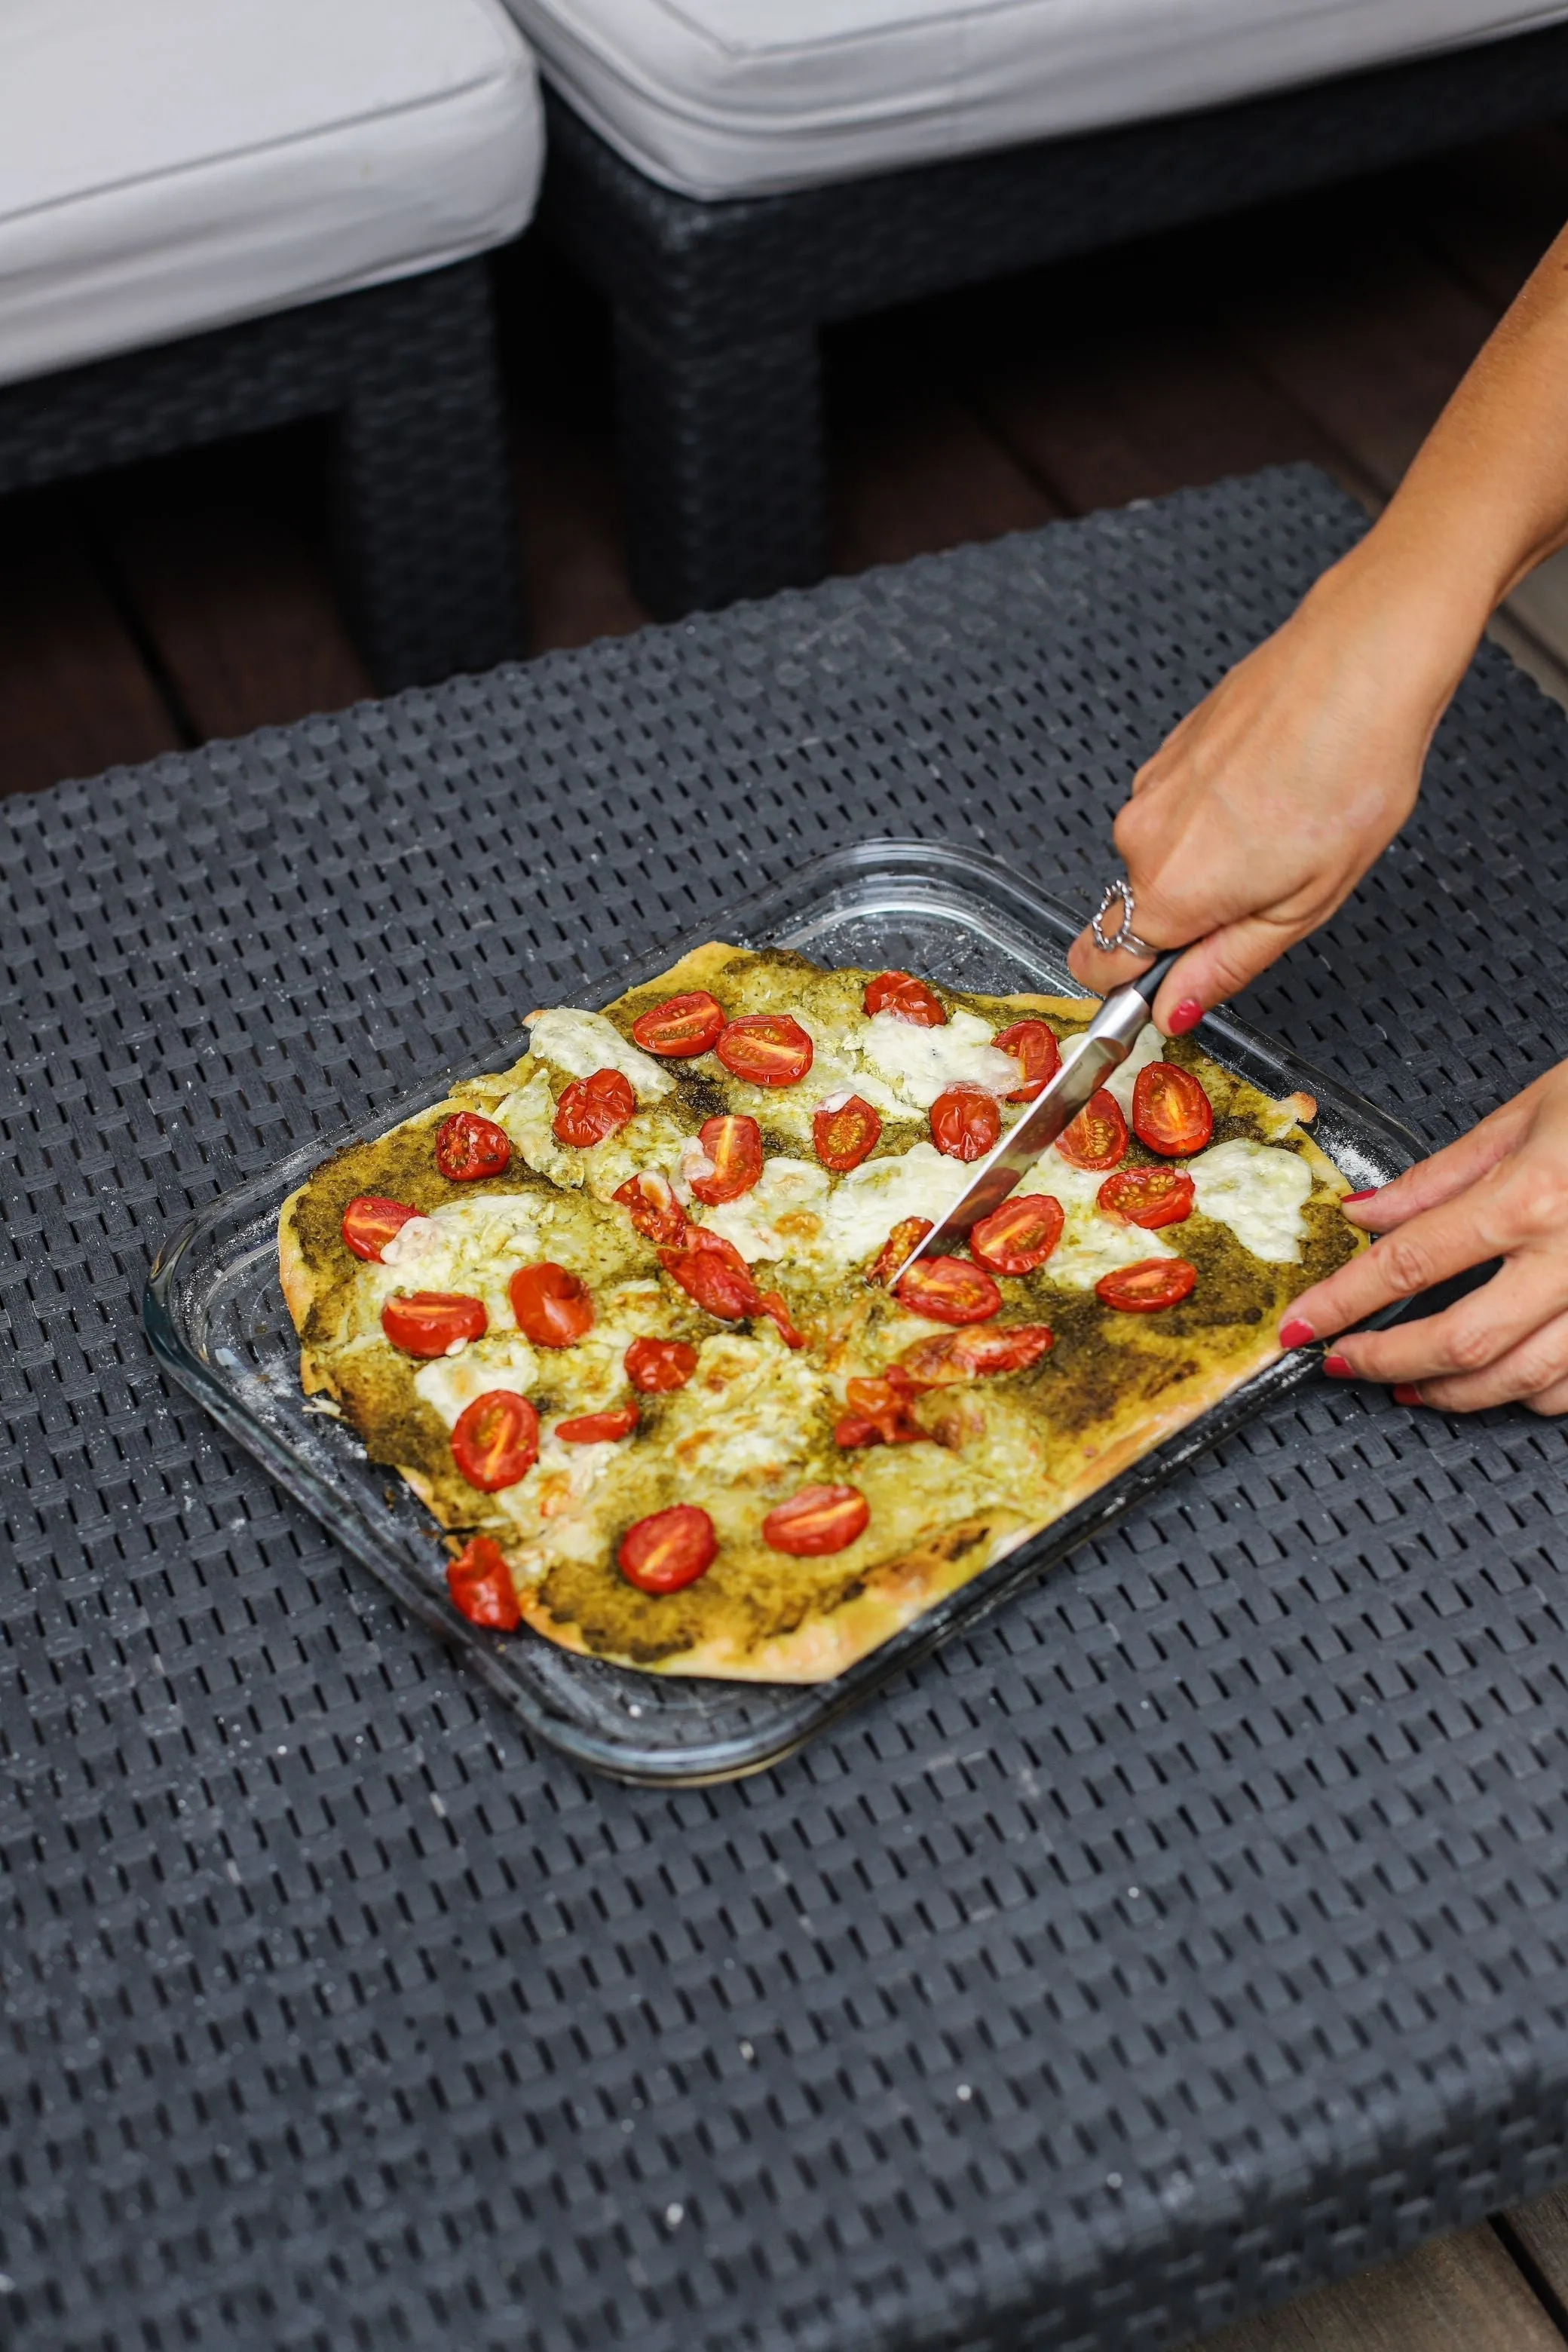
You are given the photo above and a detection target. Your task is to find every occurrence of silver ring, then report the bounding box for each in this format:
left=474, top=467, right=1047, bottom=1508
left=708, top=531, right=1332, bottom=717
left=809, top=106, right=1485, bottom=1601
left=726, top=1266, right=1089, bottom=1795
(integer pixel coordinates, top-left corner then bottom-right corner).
left=1091, top=877, right=1156, bottom=958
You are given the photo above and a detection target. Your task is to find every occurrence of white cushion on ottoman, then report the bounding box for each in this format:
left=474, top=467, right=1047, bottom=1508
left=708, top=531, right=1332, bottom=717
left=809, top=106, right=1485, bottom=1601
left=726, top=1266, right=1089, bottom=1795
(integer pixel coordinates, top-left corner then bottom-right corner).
left=506, top=0, right=1568, bottom=200
left=0, top=0, right=543, bottom=389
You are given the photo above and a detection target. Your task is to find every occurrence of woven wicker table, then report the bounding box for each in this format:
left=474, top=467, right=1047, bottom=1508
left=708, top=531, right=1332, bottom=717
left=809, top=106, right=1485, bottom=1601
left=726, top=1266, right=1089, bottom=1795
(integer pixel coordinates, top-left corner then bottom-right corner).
left=5, top=464, right=1568, bottom=2352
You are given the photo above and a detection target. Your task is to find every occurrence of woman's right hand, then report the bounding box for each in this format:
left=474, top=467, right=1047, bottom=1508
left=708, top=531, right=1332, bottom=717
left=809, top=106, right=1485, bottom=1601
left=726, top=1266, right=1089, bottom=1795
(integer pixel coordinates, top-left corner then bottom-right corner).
left=1067, top=541, right=1484, bottom=1031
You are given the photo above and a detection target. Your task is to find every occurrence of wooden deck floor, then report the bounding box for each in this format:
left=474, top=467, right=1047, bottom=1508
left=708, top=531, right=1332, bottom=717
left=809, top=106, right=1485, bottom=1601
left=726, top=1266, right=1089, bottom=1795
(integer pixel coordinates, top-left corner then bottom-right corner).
left=8, top=111, right=1568, bottom=2352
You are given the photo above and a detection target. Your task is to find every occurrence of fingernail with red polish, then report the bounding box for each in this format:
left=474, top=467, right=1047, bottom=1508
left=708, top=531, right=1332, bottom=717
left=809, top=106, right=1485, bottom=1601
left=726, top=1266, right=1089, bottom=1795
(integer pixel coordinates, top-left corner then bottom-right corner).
left=1322, top=1352, right=1354, bottom=1379
left=1279, top=1318, right=1314, bottom=1349
left=1166, top=998, right=1204, bottom=1037
left=1392, top=1383, right=1423, bottom=1407
left=1343, top=1188, right=1377, bottom=1203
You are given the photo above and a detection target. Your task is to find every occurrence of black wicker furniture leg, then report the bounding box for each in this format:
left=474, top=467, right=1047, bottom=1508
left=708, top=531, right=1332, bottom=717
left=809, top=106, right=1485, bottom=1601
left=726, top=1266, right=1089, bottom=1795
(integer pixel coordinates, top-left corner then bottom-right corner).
left=541, top=21, right=1568, bottom=619
left=0, top=259, right=522, bottom=694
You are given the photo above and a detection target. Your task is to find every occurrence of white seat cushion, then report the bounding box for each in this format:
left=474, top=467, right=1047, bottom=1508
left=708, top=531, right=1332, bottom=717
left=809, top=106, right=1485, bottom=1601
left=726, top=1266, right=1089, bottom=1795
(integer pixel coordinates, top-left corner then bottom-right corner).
left=0, top=0, right=543, bottom=389
left=506, top=0, right=1568, bottom=199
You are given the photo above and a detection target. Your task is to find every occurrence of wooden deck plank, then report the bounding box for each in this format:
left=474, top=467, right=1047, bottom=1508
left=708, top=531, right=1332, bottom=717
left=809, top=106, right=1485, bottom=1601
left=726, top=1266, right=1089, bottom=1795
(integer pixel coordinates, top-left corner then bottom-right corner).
left=828, top=378, right=1063, bottom=574
left=1190, top=2223, right=1566, bottom=2352
left=1499, top=2188, right=1568, bottom=2332
left=513, top=410, right=651, bottom=655
left=0, top=491, right=179, bottom=798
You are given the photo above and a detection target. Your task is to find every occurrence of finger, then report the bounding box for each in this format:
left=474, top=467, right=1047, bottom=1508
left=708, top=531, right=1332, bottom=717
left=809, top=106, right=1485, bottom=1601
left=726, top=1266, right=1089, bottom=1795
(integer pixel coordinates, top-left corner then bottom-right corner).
left=1526, top=1371, right=1568, bottom=1417
left=1318, top=1253, right=1568, bottom=1387
left=1340, top=1100, right=1533, bottom=1230
left=1147, top=914, right=1308, bottom=1033
left=1067, top=925, right=1155, bottom=999
left=1282, top=1186, right=1512, bottom=1345
left=1400, top=1303, right=1568, bottom=1414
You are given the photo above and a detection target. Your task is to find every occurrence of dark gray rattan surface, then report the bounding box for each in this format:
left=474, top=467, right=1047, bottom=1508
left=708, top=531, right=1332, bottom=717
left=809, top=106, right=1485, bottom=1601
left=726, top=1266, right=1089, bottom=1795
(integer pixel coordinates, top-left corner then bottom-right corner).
left=6, top=466, right=1568, bottom=2352
left=541, top=23, right=1568, bottom=614
left=0, top=262, right=521, bottom=692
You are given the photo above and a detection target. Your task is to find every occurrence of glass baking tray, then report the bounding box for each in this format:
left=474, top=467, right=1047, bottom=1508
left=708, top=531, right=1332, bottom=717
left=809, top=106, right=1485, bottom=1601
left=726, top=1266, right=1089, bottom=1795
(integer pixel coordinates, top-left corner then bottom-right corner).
left=144, top=839, right=1423, bottom=1786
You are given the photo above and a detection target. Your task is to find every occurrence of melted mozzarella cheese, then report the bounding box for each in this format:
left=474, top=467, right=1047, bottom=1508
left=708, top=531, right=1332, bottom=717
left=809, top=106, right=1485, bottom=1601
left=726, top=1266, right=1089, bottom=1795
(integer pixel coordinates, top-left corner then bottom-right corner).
left=703, top=1157, right=831, bottom=1262
left=525, top=1007, right=674, bottom=1098
left=493, top=1068, right=583, bottom=1189
left=1188, top=1139, right=1313, bottom=1261
left=1104, top=1021, right=1165, bottom=1113
left=413, top=1335, right=541, bottom=1427
left=856, top=1007, right=1021, bottom=1110
left=375, top=1192, right=544, bottom=1329
left=820, top=1140, right=969, bottom=1267
left=1014, top=1156, right=1176, bottom=1289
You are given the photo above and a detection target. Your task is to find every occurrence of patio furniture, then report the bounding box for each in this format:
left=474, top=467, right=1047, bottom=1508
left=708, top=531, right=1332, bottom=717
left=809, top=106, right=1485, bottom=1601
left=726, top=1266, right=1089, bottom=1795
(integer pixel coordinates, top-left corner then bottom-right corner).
left=7, top=466, right=1568, bottom=2349
left=512, top=0, right=1568, bottom=615
left=0, top=0, right=544, bottom=692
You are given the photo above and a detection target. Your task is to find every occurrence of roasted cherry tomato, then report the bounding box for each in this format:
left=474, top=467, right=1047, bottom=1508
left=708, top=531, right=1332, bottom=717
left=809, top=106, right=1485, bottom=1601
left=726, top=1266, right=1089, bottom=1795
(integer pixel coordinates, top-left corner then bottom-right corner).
left=930, top=1086, right=1002, bottom=1162
left=630, top=991, right=725, bottom=1058
left=968, top=1193, right=1065, bottom=1275
left=556, top=1404, right=640, bottom=1444
left=341, top=1195, right=421, bottom=1262
left=896, top=1254, right=1002, bottom=1325
left=619, top=1503, right=718, bottom=1594
left=1095, top=1257, right=1198, bottom=1312
left=446, top=1536, right=520, bottom=1631
left=553, top=1067, right=636, bottom=1149
left=381, top=1291, right=486, bottom=1357
left=898, top=1325, right=1055, bottom=1384
left=1132, top=1062, right=1214, bottom=1156
left=813, top=1094, right=881, bottom=1172
left=663, top=1239, right=761, bottom=1321
left=868, top=1217, right=933, bottom=1287
left=864, top=970, right=946, bottom=1027
left=758, top=1290, right=805, bottom=1349
left=834, top=1371, right=925, bottom=1449
left=994, top=1018, right=1061, bottom=1103
left=688, top=1113, right=764, bottom=1205
left=509, top=1261, right=594, bottom=1347
left=715, top=1013, right=814, bottom=1087
left=762, top=1484, right=869, bottom=1557
left=613, top=1171, right=689, bottom=1248
left=450, top=1391, right=540, bottom=1491
left=1055, top=1087, right=1129, bottom=1171
left=435, top=1110, right=511, bottom=1181
left=1098, top=1164, right=1196, bottom=1230
left=625, top=1336, right=699, bottom=1392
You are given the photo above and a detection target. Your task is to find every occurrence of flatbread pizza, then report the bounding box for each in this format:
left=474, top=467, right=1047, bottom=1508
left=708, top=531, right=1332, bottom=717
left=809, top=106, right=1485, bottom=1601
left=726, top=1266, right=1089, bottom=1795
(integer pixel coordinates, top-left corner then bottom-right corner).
left=280, top=945, right=1361, bottom=1681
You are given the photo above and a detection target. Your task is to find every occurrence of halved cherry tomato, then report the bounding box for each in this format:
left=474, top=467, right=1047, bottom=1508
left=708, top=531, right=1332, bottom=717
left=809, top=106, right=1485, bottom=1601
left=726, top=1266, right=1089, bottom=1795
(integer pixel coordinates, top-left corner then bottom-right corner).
left=663, top=1242, right=761, bottom=1321
left=613, top=1171, right=689, bottom=1248
left=813, top=1095, right=881, bottom=1172
left=994, top=1019, right=1061, bottom=1103
left=835, top=1371, right=925, bottom=1448
left=625, top=1336, right=698, bottom=1392
left=435, top=1111, right=511, bottom=1181
left=758, top=1290, right=806, bottom=1349
left=1098, top=1164, right=1196, bottom=1230
left=864, top=970, right=946, bottom=1027
left=762, top=1484, right=869, bottom=1557
left=509, top=1261, right=594, bottom=1347
left=898, top=1325, right=1055, bottom=1384
left=930, top=1086, right=1002, bottom=1162
left=450, top=1391, right=540, bottom=1490
left=556, top=1404, right=640, bottom=1444
left=715, top=1014, right=814, bottom=1087
left=969, top=1193, right=1064, bottom=1276
left=868, top=1217, right=933, bottom=1288
left=1132, top=1062, right=1214, bottom=1156
left=381, top=1292, right=486, bottom=1357
left=341, top=1195, right=421, bottom=1262
left=896, top=1255, right=1002, bottom=1325
left=553, top=1067, right=636, bottom=1149
left=447, top=1536, right=520, bottom=1631
left=1055, top=1088, right=1129, bottom=1171
left=688, top=1113, right=763, bottom=1205
left=630, top=991, right=725, bottom=1058
left=619, top=1504, right=717, bottom=1594
left=1095, top=1257, right=1198, bottom=1312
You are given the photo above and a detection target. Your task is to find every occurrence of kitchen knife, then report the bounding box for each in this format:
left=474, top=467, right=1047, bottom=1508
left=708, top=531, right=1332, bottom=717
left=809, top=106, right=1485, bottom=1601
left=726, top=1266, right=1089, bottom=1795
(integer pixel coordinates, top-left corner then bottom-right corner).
left=888, top=949, right=1184, bottom=1286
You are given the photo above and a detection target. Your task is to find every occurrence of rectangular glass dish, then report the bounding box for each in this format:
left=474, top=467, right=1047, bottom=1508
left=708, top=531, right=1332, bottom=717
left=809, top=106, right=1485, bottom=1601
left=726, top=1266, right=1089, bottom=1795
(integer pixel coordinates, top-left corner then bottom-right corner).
left=144, top=840, right=1423, bottom=1786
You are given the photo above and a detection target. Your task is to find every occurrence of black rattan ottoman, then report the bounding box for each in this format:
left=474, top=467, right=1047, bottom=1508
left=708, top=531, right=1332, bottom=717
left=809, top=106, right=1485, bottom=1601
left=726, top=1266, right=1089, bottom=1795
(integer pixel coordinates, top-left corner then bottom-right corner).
left=0, top=259, right=522, bottom=694
left=6, top=465, right=1568, bottom=2352
left=540, top=23, right=1568, bottom=617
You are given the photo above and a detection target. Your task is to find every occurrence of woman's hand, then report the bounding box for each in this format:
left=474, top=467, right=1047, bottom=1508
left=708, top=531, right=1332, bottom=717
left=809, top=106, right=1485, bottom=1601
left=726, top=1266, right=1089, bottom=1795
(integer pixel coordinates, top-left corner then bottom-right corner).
left=1281, top=1061, right=1568, bottom=1415
left=1067, top=543, right=1486, bottom=1032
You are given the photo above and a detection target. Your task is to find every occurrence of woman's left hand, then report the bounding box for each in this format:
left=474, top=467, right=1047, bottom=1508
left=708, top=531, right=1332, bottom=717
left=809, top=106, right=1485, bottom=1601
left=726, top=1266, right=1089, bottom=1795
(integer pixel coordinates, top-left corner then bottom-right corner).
left=1282, top=1060, right=1568, bottom=1414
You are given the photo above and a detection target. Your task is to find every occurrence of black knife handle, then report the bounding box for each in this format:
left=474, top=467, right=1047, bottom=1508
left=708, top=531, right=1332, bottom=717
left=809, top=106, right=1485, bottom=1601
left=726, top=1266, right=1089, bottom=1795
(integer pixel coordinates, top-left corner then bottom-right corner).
left=1123, top=948, right=1184, bottom=1005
